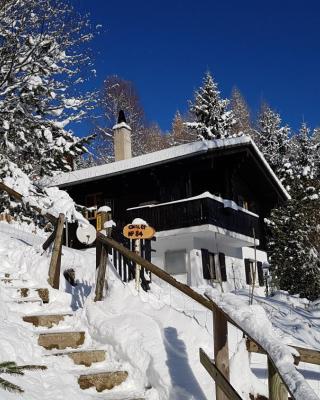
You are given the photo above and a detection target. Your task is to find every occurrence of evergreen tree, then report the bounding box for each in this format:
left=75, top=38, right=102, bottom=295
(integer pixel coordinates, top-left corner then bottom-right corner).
left=268, top=122, right=320, bottom=300
left=312, top=127, right=320, bottom=179
left=257, top=105, right=291, bottom=179
left=186, top=72, right=236, bottom=140
left=279, top=123, right=318, bottom=194
left=0, top=362, right=46, bottom=393
left=0, top=0, right=96, bottom=179
left=293, top=123, right=317, bottom=179
left=268, top=181, right=320, bottom=300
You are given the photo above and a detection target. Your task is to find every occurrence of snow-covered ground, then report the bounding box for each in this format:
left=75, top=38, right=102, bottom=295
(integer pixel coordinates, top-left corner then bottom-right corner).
left=0, top=221, right=319, bottom=399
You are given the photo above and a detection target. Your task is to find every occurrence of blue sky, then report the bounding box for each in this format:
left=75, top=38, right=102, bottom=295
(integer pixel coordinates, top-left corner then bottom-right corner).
left=75, top=0, right=320, bottom=136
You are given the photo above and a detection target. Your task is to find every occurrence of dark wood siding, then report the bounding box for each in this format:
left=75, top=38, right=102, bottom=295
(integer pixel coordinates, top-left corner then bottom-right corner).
left=62, top=144, right=285, bottom=249
left=127, top=196, right=261, bottom=242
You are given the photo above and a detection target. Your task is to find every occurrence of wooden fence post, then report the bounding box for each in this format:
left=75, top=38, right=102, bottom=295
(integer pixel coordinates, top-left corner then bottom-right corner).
left=94, top=243, right=108, bottom=302
left=134, top=239, right=141, bottom=291
left=268, top=358, right=288, bottom=400
left=94, top=211, right=112, bottom=302
left=47, top=213, right=65, bottom=289
left=213, top=308, right=230, bottom=400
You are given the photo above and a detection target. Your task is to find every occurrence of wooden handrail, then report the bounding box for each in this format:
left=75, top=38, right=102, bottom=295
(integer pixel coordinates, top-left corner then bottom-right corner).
left=97, top=232, right=319, bottom=400
left=247, top=339, right=320, bottom=366
left=200, top=348, right=242, bottom=400
left=0, top=181, right=57, bottom=224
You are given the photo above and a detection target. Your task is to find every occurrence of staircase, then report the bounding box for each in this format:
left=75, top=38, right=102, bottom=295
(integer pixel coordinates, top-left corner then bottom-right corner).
left=0, top=272, right=145, bottom=399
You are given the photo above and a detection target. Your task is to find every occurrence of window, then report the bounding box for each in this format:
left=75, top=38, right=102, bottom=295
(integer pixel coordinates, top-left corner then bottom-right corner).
left=165, top=250, right=187, bottom=276
left=238, top=195, right=249, bottom=210
left=201, top=250, right=227, bottom=282
left=85, top=193, right=103, bottom=208
left=244, top=259, right=263, bottom=286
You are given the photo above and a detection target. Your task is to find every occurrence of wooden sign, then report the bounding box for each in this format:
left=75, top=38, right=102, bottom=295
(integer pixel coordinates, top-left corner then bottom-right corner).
left=123, top=224, right=155, bottom=240
left=96, top=214, right=102, bottom=231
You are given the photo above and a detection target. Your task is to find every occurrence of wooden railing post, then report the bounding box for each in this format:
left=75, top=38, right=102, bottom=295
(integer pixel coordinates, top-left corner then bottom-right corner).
left=268, top=357, right=288, bottom=400
left=47, top=213, right=65, bottom=289
left=213, top=308, right=230, bottom=400
left=94, top=242, right=108, bottom=302
left=94, top=211, right=112, bottom=302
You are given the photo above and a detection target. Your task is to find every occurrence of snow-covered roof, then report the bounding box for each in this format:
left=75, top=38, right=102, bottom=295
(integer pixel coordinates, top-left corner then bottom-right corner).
left=127, top=191, right=260, bottom=218
left=44, top=136, right=290, bottom=200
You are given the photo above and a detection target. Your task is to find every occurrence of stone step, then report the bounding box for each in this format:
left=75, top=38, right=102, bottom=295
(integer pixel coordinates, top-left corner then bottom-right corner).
left=78, top=370, right=128, bottom=392
left=90, top=396, right=143, bottom=400
left=9, top=288, right=49, bottom=303
left=1, top=278, right=28, bottom=285
left=91, top=397, right=143, bottom=400
left=10, top=297, right=42, bottom=305
left=38, top=331, right=85, bottom=350
left=23, top=313, right=72, bottom=328
left=51, top=349, right=106, bottom=367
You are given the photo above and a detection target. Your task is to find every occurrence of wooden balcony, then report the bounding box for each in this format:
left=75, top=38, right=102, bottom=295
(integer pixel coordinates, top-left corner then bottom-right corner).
left=127, top=195, right=262, bottom=243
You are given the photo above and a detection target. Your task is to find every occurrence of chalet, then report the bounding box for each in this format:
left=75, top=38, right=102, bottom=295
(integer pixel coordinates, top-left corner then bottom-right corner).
left=46, top=112, right=289, bottom=291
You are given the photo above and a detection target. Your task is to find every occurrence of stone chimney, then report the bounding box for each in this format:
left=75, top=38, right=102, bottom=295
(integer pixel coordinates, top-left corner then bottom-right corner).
left=113, top=110, right=132, bottom=161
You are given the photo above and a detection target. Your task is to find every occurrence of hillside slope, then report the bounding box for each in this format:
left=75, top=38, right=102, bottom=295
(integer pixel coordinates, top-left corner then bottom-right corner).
left=0, top=222, right=319, bottom=399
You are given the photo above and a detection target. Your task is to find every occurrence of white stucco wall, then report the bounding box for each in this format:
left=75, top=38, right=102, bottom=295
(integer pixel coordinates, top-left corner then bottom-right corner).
left=151, top=231, right=268, bottom=293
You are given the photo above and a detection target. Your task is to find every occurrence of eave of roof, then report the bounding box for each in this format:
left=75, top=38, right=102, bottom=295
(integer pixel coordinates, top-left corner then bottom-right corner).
left=42, top=136, right=290, bottom=200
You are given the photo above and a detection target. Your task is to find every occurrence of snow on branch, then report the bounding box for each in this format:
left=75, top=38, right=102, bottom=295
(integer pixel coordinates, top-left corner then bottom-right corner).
left=2, top=160, right=87, bottom=224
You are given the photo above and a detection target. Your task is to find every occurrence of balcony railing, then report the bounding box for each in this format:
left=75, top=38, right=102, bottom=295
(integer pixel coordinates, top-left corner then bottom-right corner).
left=127, top=195, right=262, bottom=241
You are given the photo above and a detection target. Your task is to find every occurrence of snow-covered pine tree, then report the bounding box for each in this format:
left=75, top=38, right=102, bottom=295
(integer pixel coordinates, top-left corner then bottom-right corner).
left=293, top=123, right=317, bottom=179
left=278, top=122, right=318, bottom=194
left=268, top=181, right=320, bottom=301
left=186, top=72, right=236, bottom=140
left=257, top=105, right=291, bottom=179
left=0, top=0, right=95, bottom=179
left=312, top=127, right=320, bottom=179
left=268, top=122, right=320, bottom=300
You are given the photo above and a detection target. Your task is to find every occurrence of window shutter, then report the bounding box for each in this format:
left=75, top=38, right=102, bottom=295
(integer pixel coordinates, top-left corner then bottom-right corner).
left=257, top=261, right=264, bottom=286
left=201, top=249, right=211, bottom=279
left=219, top=253, right=227, bottom=282
left=244, top=259, right=252, bottom=284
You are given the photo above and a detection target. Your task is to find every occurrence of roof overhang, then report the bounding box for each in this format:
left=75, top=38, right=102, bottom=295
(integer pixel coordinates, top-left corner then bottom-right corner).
left=42, top=136, right=290, bottom=201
